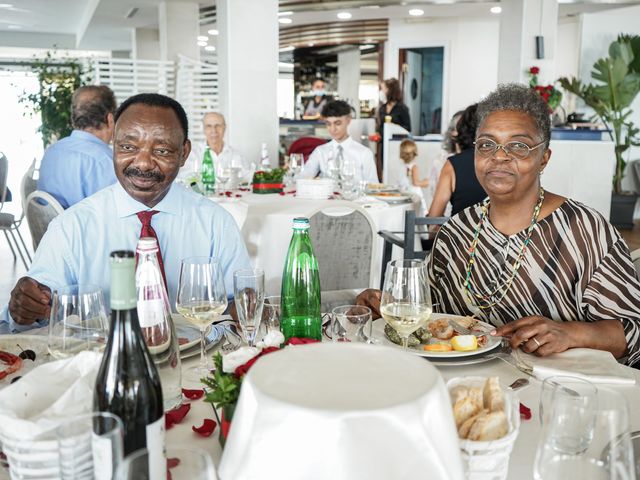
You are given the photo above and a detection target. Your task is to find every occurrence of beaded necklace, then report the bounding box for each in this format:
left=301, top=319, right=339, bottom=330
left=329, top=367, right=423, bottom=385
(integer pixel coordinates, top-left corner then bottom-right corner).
left=463, top=187, right=545, bottom=309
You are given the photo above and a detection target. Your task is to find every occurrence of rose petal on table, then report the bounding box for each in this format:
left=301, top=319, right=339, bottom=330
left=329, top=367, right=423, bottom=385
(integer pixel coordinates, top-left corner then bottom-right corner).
left=182, top=388, right=205, bottom=400
left=235, top=194, right=242, bottom=198
left=167, top=457, right=180, bottom=469
left=165, top=403, right=192, bottom=429
left=519, top=402, right=532, bottom=421
left=278, top=191, right=285, bottom=196
left=192, top=418, right=217, bottom=437
left=286, top=337, right=320, bottom=346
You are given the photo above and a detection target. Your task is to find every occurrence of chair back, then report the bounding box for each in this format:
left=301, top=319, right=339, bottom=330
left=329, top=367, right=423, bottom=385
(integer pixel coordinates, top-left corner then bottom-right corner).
left=25, top=190, right=64, bottom=250
left=631, top=248, right=640, bottom=279
left=0, top=153, right=8, bottom=207
left=403, top=210, right=449, bottom=260
left=309, top=207, right=376, bottom=290
left=287, top=137, right=328, bottom=163
left=18, top=159, right=38, bottom=222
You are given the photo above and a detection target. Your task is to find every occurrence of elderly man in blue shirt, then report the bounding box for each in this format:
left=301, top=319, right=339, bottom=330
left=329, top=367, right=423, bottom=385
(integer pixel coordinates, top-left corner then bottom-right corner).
left=37, top=85, right=118, bottom=209
left=2, top=93, right=251, bottom=332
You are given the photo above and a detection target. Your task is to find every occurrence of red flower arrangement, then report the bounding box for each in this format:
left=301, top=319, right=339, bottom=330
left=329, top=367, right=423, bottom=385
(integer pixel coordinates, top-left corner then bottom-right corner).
left=527, top=66, right=562, bottom=112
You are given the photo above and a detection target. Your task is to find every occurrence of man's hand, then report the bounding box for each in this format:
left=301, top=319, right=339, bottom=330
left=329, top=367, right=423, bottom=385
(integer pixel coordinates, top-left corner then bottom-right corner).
left=492, top=316, right=575, bottom=357
left=8, top=277, right=51, bottom=326
left=355, top=289, right=381, bottom=320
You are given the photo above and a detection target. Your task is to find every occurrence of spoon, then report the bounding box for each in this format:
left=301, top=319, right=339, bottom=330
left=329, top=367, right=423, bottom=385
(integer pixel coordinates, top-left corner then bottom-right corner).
left=508, top=378, right=529, bottom=391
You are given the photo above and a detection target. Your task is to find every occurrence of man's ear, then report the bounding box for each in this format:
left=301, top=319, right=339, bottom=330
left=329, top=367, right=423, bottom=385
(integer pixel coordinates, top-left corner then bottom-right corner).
left=181, top=139, right=192, bottom=167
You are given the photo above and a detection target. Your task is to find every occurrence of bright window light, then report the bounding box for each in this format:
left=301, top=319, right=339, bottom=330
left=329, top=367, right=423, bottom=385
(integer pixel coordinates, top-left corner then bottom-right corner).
left=279, top=17, right=293, bottom=24
left=337, top=12, right=352, bottom=20
left=409, top=8, right=424, bottom=16
left=278, top=11, right=293, bottom=16
left=205, top=46, right=216, bottom=52
left=490, top=6, right=502, bottom=14
left=208, top=29, right=219, bottom=36
left=197, top=41, right=207, bottom=47
left=197, top=35, right=208, bottom=41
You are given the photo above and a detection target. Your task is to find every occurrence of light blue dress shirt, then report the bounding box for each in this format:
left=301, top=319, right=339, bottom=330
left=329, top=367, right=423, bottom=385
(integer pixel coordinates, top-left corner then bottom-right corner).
left=1, top=182, right=251, bottom=332
left=37, top=130, right=117, bottom=209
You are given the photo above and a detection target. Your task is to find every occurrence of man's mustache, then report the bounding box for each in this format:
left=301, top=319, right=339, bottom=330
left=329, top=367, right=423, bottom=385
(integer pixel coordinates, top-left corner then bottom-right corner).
left=123, top=167, right=165, bottom=182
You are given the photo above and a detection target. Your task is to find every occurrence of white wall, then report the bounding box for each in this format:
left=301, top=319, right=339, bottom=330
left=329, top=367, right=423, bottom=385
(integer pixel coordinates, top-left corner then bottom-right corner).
left=555, top=17, right=582, bottom=114
left=385, top=17, right=500, bottom=132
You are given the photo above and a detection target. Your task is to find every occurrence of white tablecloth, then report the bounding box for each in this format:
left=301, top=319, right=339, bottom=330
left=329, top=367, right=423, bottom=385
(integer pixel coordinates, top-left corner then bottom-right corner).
left=211, top=193, right=414, bottom=295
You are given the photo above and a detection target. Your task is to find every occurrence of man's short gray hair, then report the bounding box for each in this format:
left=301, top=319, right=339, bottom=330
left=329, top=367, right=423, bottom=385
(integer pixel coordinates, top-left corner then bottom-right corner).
left=476, top=83, right=550, bottom=147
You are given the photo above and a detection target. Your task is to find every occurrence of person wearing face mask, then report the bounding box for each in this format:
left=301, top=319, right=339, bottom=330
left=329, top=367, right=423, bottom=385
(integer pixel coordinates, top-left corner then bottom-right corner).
left=303, top=78, right=329, bottom=120
left=377, top=78, right=411, bottom=169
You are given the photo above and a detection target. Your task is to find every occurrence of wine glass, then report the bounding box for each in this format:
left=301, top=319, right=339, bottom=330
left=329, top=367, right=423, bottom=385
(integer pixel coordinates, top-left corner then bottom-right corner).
left=289, top=153, right=303, bottom=177
left=176, top=257, right=227, bottom=380
left=233, top=269, right=265, bottom=347
left=534, top=387, right=634, bottom=479
left=116, top=447, right=216, bottom=480
left=216, top=161, right=231, bottom=193
left=380, top=260, right=432, bottom=350
left=539, top=376, right=597, bottom=426
left=48, top=285, right=109, bottom=359
left=330, top=305, right=372, bottom=343
left=262, top=296, right=281, bottom=332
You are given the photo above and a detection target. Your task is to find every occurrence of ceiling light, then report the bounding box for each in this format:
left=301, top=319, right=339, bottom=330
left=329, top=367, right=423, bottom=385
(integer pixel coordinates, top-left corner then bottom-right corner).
left=490, top=6, right=502, bottom=14
left=208, top=29, right=219, bottom=36
left=409, top=8, right=424, bottom=16
left=279, top=45, right=295, bottom=52
left=279, top=17, right=293, bottom=24
left=197, top=35, right=208, bottom=41
left=7, top=24, right=21, bottom=29
left=197, top=41, right=207, bottom=47
left=204, top=45, right=216, bottom=52
left=337, top=11, right=352, bottom=20
left=278, top=11, right=293, bottom=16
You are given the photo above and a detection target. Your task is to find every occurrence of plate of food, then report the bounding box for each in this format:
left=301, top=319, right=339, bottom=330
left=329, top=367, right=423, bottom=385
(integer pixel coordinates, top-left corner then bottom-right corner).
left=366, top=192, right=412, bottom=204
left=0, top=335, right=49, bottom=386
left=373, top=313, right=501, bottom=358
left=365, top=183, right=399, bottom=193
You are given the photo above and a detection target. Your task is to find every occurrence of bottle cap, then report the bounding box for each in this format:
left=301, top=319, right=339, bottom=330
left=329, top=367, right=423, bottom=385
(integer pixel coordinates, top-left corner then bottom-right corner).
left=293, top=217, right=310, bottom=230
left=137, top=237, right=159, bottom=253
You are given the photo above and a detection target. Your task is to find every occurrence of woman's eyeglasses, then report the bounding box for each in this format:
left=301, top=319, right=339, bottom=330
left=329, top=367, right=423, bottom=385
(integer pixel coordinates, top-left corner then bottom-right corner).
left=474, top=139, right=546, bottom=160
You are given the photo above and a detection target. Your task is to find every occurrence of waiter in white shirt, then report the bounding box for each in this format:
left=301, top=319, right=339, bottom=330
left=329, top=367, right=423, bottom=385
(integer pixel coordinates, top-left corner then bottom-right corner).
left=179, top=111, right=252, bottom=184
left=299, top=100, right=379, bottom=184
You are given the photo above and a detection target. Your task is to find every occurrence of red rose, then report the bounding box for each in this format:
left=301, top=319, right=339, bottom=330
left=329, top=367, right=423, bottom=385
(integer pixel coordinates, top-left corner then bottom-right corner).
left=546, top=85, right=553, bottom=91
left=530, top=66, right=540, bottom=74
left=233, top=347, right=280, bottom=378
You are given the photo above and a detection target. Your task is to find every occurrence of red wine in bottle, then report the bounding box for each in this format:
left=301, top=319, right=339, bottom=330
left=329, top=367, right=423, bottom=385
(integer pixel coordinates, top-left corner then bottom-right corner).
left=94, top=250, right=165, bottom=478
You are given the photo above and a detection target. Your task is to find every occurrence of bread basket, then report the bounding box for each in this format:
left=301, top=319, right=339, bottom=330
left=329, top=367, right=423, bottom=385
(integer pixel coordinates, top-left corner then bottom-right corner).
left=447, top=376, right=520, bottom=480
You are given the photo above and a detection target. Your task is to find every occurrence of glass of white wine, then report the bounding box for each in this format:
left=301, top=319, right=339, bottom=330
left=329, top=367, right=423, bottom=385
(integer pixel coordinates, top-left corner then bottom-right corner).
left=380, top=260, right=432, bottom=351
left=176, top=257, right=227, bottom=380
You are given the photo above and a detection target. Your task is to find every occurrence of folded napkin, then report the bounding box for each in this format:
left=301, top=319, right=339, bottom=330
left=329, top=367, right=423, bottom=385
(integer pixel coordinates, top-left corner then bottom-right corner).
left=0, top=351, right=102, bottom=438
left=519, top=348, right=636, bottom=385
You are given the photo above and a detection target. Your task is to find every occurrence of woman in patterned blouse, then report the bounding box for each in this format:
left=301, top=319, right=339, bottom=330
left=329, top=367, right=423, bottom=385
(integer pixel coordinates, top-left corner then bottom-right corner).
left=359, top=83, right=640, bottom=366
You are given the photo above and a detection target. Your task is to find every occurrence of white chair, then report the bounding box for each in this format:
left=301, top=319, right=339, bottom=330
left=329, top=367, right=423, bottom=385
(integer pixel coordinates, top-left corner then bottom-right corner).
left=25, top=190, right=64, bottom=251
left=309, top=206, right=377, bottom=291
left=0, top=153, right=32, bottom=269
left=631, top=248, right=640, bottom=278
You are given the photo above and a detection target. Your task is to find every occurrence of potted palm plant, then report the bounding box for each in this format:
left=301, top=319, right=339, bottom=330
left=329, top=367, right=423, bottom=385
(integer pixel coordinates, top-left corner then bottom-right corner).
left=559, top=34, right=640, bottom=229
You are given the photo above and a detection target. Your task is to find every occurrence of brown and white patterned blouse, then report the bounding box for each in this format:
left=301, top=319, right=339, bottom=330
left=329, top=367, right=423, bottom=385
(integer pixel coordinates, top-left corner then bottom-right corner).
left=428, top=198, right=640, bottom=367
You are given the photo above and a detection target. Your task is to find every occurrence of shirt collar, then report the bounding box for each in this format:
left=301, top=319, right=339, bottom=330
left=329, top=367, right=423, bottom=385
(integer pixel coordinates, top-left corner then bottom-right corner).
left=114, top=181, right=183, bottom=218
left=331, top=136, right=353, bottom=150
left=70, top=129, right=109, bottom=147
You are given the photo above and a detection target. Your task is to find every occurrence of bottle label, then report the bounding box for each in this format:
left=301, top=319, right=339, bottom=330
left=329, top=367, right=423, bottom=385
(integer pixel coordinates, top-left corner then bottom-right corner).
left=91, top=432, right=113, bottom=480
left=138, top=299, right=165, bottom=328
left=146, top=417, right=166, bottom=480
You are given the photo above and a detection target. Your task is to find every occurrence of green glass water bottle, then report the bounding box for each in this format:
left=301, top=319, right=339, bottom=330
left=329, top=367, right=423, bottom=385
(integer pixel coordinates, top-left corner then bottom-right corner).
left=201, top=147, right=215, bottom=194
left=280, top=217, right=322, bottom=341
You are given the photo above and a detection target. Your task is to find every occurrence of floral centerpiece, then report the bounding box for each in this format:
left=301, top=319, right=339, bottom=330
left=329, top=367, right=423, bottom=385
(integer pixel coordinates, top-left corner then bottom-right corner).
left=202, top=331, right=318, bottom=445
left=252, top=168, right=287, bottom=194
left=527, top=66, right=563, bottom=112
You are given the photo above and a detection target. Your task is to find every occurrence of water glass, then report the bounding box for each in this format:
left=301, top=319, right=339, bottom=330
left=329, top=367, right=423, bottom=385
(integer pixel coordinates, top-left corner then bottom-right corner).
left=330, top=305, right=372, bottom=343
left=262, top=296, right=281, bottom=332
left=233, top=269, right=265, bottom=347
left=48, top=285, right=109, bottom=359
left=289, top=153, right=303, bottom=177
left=116, top=447, right=217, bottom=480
left=539, top=376, right=598, bottom=426
left=534, top=388, right=635, bottom=479
left=57, top=412, right=123, bottom=480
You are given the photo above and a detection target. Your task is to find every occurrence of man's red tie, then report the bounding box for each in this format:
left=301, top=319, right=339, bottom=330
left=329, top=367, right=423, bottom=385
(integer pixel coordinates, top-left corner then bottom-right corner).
left=136, top=210, right=168, bottom=291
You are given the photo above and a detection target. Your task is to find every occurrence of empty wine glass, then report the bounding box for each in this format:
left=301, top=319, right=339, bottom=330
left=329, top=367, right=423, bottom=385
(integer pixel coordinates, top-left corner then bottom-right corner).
left=380, top=260, right=432, bottom=350
left=216, top=161, right=231, bottom=193
left=262, top=296, right=281, bottom=332
left=116, top=446, right=216, bottom=480
left=233, top=269, right=265, bottom=347
left=539, top=376, right=597, bottom=426
left=48, top=285, right=109, bottom=359
left=331, top=305, right=372, bottom=343
left=176, top=257, right=227, bottom=380
left=289, top=153, right=303, bottom=177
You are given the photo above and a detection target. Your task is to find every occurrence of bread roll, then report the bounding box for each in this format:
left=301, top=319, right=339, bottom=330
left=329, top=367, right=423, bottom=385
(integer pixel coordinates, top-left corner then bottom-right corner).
left=450, top=385, right=468, bottom=404
left=483, top=377, right=505, bottom=413
left=467, top=411, right=509, bottom=441
left=458, top=409, right=488, bottom=439
left=453, top=393, right=482, bottom=427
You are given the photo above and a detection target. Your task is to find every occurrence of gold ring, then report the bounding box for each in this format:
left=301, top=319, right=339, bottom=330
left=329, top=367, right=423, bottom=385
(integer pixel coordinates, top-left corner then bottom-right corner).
left=532, top=337, right=541, bottom=348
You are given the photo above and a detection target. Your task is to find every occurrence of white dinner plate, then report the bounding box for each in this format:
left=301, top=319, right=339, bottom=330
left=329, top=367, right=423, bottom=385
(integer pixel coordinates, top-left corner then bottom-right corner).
left=373, top=313, right=501, bottom=358
left=179, top=325, right=225, bottom=361
left=172, top=314, right=214, bottom=351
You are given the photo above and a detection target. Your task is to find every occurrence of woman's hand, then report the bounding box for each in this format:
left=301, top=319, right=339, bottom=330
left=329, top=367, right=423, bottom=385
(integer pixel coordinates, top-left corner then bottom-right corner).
left=492, top=316, right=575, bottom=356
left=355, top=289, right=381, bottom=320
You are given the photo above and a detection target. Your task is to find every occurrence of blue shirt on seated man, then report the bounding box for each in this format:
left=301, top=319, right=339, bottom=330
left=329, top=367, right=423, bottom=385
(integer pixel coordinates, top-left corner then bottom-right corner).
left=1, top=93, right=251, bottom=333
left=37, top=85, right=118, bottom=209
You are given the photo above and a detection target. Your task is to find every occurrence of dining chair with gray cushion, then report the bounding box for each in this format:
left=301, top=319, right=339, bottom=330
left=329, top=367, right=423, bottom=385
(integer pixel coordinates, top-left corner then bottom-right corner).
left=309, top=206, right=377, bottom=291
left=0, top=153, right=32, bottom=269
left=25, top=190, right=64, bottom=251
left=631, top=248, right=640, bottom=278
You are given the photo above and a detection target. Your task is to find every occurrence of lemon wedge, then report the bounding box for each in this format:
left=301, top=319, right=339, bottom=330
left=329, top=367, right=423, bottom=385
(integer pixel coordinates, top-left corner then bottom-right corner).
left=450, top=335, right=478, bottom=352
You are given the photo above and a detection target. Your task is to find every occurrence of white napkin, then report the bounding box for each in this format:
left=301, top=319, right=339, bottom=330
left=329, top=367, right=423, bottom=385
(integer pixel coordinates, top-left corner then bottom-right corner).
left=519, top=348, right=636, bottom=385
left=353, top=196, right=389, bottom=210
left=0, top=351, right=102, bottom=438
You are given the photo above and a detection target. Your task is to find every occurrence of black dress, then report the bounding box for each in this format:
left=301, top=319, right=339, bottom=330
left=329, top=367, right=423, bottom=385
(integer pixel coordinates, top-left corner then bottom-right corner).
left=378, top=102, right=411, bottom=135
left=449, top=148, right=487, bottom=215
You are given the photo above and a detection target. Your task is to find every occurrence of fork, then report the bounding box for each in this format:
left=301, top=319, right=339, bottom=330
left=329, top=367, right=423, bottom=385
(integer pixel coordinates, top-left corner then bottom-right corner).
left=486, top=339, right=534, bottom=376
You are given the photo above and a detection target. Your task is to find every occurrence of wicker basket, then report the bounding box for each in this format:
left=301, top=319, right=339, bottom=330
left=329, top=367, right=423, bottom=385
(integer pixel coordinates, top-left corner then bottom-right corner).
left=447, top=376, right=521, bottom=480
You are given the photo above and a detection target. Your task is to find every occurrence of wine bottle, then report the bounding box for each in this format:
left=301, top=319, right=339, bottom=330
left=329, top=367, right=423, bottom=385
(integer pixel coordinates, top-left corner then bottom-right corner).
left=136, top=237, right=182, bottom=411
left=94, top=250, right=165, bottom=478
left=280, top=217, right=322, bottom=341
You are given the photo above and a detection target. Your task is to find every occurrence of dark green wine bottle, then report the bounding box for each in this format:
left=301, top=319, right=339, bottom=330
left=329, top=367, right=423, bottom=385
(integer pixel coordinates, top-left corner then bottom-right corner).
left=93, top=250, right=165, bottom=479
left=280, top=218, right=322, bottom=341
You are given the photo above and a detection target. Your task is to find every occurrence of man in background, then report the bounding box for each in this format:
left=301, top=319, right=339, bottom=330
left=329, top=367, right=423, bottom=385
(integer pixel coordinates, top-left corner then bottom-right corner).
left=179, top=111, right=251, bottom=186
left=38, top=85, right=117, bottom=208
left=300, top=100, right=379, bottom=184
